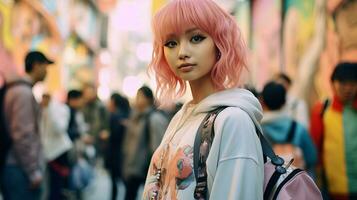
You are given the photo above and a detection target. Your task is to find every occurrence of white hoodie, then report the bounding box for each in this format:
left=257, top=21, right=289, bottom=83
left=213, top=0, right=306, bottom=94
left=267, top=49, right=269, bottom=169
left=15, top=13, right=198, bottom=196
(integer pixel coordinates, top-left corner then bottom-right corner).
left=143, top=88, right=264, bottom=200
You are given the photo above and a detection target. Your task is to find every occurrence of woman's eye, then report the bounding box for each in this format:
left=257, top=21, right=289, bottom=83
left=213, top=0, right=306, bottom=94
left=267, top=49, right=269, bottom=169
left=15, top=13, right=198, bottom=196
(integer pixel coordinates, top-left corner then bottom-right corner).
left=164, top=41, right=177, bottom=48
left=191, top=35, right=206, bottom=43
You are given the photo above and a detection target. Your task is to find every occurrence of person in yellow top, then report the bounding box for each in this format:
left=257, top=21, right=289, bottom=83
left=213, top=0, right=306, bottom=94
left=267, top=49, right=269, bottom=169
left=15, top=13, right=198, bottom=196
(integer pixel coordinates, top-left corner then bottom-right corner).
left=310, top=62, right=357, bottom=200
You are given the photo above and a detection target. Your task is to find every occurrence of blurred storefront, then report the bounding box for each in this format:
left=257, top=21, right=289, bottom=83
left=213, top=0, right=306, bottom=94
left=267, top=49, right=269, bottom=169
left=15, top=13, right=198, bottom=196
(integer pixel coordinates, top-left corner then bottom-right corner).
left=1, top=0, right=356, bottom=105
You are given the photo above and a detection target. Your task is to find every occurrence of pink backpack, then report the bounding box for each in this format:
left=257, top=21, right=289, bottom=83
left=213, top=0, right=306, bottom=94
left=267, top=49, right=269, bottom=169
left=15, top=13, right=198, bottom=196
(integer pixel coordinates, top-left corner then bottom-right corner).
left=193, top=107, right=322, bottom=200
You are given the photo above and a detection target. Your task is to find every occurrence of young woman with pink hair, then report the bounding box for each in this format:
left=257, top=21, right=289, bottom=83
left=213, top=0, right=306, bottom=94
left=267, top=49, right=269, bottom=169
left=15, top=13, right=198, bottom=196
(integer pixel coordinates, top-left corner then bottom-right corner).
left=143, top=0, right=264, bottom=199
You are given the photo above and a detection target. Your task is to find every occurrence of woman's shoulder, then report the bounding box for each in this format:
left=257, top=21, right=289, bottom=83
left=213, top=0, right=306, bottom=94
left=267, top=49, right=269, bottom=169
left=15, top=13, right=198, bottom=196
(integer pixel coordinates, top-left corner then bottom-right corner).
left=214, top=107, right=258, bottom=141
left=211, top=107, right=263, bottom=164
left=216, top=107, right=254, bottom=125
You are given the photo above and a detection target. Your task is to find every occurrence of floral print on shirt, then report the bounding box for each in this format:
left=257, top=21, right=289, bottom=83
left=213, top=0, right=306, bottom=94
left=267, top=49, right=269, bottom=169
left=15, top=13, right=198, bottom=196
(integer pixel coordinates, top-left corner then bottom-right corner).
left=144, top=145, right=195, bottom=200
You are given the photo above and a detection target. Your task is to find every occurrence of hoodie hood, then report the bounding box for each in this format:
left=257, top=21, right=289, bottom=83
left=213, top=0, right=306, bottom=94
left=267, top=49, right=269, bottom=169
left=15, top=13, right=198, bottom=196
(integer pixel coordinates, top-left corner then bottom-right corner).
left=261, top=111, right=294, bottom=142
left=180, top=88, right=263, bottom=128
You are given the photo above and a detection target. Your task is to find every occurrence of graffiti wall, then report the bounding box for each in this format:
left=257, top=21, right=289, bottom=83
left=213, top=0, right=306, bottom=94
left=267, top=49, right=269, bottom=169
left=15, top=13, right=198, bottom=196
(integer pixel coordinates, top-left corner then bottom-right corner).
left=1, top=0, right=356, bottom=105
left=250, top=0, right=357, bottom=107
left=0, top=0, right=104, bottom=94
left=317, top=0, right=357, bottom=102
left=251, top=0, right=282, bottom=88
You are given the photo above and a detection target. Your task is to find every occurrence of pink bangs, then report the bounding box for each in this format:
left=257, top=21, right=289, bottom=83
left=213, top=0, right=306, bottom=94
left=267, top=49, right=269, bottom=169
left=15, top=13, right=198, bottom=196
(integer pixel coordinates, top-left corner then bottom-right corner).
left=153, top=0, right=216, bottom=45
left=149, top=0, right=247, bottom=102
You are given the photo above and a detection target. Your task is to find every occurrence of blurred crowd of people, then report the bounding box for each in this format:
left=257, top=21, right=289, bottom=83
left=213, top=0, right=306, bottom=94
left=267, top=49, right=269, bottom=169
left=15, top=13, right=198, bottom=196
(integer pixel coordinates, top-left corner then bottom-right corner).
left=247, top=62, right=357, bottom=200
left=0, top=49, right=356, bottom=200
left=0, top=51, right=181, bottom=200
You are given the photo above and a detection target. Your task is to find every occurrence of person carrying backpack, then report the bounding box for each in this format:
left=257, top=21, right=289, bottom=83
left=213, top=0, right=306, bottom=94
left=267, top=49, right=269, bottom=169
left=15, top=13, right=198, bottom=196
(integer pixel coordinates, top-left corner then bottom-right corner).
left=187, top=81, right=321, bottom=200
left=274, top=73, right=310, bottom=129
left=0, top=51, right=53, bottom=200
left=142, top=0, right=265, bottom=199
left=260, top=81, right=317, bottom=172
left=310, top=62, right=357, bottom=200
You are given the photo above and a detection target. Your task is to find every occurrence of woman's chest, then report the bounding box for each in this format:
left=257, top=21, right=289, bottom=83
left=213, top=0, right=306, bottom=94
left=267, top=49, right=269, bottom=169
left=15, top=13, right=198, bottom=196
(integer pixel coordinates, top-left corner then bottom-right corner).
left=151, top=121, right=201, bottom=198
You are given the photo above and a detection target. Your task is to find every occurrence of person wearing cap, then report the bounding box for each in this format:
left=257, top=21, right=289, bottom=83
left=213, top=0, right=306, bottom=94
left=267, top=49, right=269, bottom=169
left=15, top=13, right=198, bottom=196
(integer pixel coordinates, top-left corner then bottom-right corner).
left=1, top=50, right=53, bottom=200
left=310, top=62, right=357, bottom=200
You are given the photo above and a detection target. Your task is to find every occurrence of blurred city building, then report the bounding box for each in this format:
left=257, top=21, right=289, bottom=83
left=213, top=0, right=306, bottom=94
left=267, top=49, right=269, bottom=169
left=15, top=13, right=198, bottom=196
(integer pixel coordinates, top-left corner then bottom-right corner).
left=0, top=0, right=355, bottom=112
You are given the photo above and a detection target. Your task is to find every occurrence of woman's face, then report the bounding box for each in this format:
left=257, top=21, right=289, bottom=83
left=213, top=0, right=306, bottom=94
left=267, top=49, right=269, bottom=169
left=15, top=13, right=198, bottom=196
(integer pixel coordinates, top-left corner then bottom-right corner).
left=163, top=27, right=217, bottom=82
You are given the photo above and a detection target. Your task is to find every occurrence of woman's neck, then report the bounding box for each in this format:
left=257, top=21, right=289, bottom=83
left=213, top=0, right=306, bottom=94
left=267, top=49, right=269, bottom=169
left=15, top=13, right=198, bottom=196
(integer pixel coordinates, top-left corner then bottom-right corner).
left=189, top=77, right=216, bottom=104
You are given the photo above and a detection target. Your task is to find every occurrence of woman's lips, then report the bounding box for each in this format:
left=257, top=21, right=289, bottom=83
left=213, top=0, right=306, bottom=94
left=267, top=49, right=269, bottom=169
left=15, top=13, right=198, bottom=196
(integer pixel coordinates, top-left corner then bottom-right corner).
left=179, top=63, right=196, bottom=72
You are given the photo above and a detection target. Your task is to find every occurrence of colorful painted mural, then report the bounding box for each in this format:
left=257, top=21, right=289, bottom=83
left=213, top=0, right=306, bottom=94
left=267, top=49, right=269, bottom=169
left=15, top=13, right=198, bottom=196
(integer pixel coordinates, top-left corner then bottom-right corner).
left=1, top=0, right=356, bottom=105
left=0, top=0, right=104, bottom=94
left=282, top=0, right=326, bottom=107
left=315, top=0, right=357, bottom=104
left=251, top=0, right=282, bottom=89
left=1, top=0, right=58, bottom=73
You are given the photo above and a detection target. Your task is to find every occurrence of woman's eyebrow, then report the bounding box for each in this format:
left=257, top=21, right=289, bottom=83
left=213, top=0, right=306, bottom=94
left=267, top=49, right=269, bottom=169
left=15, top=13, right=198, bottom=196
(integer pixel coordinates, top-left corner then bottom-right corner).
left=185, top=28, right=199, bottom=34
left=165, top=28, right=200, bottom=40
left=165, top=33, right=177, bottom=40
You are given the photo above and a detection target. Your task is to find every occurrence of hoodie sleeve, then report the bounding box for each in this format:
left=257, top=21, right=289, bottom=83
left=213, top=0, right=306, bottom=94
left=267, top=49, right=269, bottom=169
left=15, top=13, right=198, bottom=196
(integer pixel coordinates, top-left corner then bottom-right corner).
left=208, top=108, right=264, bottom=200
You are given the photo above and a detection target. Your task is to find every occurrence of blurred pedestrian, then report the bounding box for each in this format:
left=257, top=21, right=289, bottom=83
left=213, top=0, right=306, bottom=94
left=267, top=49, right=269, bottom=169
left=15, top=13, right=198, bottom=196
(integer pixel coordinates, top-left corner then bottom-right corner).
left=66, top=89, right=94, bottom=199
left=260, top=81, right=317, bottom=171
left=123, top=86, right=169, bottom=200
left=105, top=93, right=131, bottom=200
left=81, top=84, right=109, bottom=162
left=67, top=90, right=88, bottom=143
left=275, top=73, right=310, bottom=129
left=1, top=51, right=53, bottom=200
left=310, top=62, right=357, bottom=200
left=40, top=93, right=72, bottom=200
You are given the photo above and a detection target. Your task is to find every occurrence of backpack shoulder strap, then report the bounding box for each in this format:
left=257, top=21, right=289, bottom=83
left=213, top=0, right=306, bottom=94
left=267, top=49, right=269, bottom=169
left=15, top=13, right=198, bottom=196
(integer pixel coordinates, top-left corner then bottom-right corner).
left=4, top=80, right=32, bottom=91
left=193, top=106, right=227, bottom=199
left=286, top=120, right=297, bottom=143
left=193, top=106, right=285, bottom=199
left=320, top=99, right=330, bottom=118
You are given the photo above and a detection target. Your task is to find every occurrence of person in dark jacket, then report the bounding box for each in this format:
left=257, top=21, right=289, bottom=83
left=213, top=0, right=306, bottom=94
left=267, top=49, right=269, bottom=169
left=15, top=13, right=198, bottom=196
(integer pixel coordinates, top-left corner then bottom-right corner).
left=1, top=51, right=53, bottom=200
left=123, top=86, right=169, bottom=200
left=105, top=93, right=131, bottom=200
left=81, top=84, right=109, bottom=159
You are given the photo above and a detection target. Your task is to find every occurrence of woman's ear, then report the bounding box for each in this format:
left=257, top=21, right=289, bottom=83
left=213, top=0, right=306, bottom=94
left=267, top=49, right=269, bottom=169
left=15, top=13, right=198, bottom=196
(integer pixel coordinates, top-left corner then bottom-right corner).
left=217, top=51, right=221, bottom=60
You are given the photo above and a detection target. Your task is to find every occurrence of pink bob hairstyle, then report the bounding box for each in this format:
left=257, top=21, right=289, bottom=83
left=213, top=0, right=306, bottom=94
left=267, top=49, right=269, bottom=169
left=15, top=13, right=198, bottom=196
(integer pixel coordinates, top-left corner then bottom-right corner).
left=149, top=0, right=247, bottom=101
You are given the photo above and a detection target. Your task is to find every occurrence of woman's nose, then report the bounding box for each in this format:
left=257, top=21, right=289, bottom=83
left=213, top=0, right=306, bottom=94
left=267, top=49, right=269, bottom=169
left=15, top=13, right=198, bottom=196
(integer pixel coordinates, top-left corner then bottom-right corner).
left=178, top=42, right=190, bottom=60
